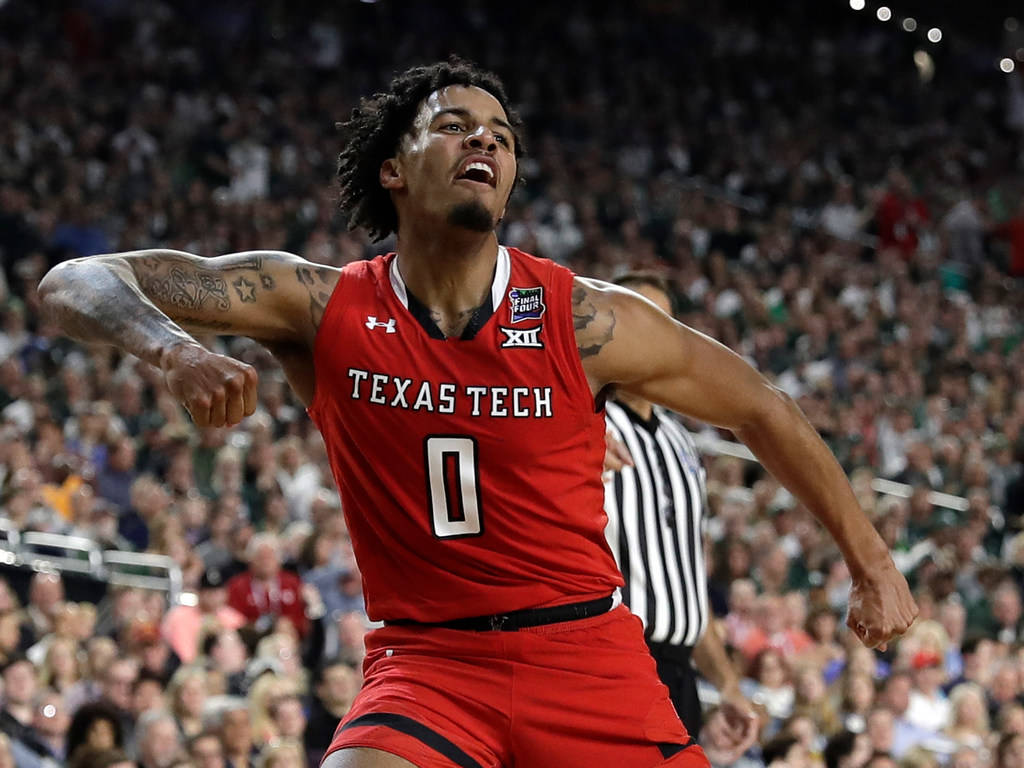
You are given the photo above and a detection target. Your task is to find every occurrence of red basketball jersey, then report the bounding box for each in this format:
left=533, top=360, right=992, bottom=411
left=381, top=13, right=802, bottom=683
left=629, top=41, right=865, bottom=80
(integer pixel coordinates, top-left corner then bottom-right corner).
left=308, top=246, right=622, bottom=622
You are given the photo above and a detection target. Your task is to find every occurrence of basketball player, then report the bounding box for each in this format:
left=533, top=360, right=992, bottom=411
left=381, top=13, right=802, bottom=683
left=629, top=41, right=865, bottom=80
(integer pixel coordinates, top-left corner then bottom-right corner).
left=39, top=60, right=917, bottom=768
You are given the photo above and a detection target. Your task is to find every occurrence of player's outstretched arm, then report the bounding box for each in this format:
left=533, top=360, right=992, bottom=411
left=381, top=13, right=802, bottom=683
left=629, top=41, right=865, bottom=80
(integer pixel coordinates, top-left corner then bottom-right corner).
left=39, top=249, right=338, bottom=426
left=574, top=277, right=918, bottom=649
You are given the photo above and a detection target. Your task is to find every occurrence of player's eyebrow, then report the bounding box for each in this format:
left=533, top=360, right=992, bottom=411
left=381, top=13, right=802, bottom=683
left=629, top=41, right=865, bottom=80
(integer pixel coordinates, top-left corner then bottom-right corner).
left=432, top=107, right=514, bottom=136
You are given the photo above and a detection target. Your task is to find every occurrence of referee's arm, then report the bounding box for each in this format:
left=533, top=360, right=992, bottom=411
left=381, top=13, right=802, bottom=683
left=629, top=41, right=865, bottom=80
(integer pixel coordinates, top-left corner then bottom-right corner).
left=691, top=622, right=740, bottom=698
left=693, top=622, right=759, bottom=754
left=579, top=279, right=918, bottom=650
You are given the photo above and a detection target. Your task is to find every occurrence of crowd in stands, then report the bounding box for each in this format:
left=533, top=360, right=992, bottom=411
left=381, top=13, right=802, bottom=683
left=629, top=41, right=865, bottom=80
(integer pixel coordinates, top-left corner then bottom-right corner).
left=0, top=0, right=1022, bottom=766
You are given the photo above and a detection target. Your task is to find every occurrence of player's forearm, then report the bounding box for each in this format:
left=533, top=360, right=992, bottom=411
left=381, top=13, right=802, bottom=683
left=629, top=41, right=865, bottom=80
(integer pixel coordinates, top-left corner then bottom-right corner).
left=733, top=388, right=890, bottom=578
left=692, top=621, right=740, bottom=693
left=38, top=254, right=198, bottom=368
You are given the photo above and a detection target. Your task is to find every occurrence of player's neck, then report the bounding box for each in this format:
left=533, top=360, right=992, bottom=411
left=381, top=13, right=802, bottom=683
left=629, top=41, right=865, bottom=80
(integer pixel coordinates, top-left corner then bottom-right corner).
left=616, top=392, right=653, bottom=421
left=394, top=226, right=499, bottom=314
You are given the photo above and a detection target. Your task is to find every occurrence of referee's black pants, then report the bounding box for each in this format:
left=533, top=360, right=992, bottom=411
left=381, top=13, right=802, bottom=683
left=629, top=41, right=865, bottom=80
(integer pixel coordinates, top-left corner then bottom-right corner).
left=646, top=639, right=702, bottom=739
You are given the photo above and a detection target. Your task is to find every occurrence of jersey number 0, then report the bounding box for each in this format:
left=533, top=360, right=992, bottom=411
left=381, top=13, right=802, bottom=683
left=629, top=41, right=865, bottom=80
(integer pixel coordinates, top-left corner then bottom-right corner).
left=424, top=436, right=483, bottom=538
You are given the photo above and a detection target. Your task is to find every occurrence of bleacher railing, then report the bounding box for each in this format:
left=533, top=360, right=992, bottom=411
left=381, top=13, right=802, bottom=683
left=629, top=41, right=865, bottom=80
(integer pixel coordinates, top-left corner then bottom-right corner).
left=694, top=434, right=970, bottom=512
left=0, top=521, right=183, bottom=604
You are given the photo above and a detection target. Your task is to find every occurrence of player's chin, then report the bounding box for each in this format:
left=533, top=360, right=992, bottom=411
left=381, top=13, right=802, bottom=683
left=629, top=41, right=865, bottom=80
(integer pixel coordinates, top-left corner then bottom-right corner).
left=446, top=200, right=497, bottom=232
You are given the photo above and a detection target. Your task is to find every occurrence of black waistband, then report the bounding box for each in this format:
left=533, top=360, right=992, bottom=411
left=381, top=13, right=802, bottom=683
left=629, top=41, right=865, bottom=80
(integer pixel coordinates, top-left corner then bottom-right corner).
left=385, top=595, right=615, bottom=632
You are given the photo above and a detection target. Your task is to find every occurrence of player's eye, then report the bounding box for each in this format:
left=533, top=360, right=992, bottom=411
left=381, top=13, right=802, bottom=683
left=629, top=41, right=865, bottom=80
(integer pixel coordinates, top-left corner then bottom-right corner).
left=442, top=123, right=464, bottom=132
left=494, top=133, right=508, bottom=145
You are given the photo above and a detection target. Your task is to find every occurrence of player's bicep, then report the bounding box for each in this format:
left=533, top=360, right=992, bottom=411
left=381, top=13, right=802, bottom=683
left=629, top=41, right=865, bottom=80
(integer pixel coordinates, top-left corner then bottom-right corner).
left=123, top=249, right=336, bottom=343
left=580, top=279, right=779, bottom=432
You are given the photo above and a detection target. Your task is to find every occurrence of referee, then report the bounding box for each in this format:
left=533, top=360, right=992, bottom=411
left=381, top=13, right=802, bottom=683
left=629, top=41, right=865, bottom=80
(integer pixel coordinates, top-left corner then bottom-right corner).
left=604, top=273, right=759, bottom=760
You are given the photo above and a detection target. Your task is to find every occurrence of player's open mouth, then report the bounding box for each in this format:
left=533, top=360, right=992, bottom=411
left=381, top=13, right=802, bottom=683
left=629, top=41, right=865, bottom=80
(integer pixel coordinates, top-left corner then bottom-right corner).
left=455, top=157, right=498, bottom=188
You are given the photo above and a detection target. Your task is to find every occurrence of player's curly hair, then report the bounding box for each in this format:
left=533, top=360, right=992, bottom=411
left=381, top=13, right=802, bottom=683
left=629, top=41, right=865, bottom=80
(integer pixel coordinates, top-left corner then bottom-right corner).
left=336, top=57, right=525, bottom=242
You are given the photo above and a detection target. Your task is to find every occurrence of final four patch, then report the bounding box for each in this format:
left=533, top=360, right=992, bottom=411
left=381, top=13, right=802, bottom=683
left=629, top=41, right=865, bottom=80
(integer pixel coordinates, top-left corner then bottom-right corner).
left=508, top=286, right=546, bottom=323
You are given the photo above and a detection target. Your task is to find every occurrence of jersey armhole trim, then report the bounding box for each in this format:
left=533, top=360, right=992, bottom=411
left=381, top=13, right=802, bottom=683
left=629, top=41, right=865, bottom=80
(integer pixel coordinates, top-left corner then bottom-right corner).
left=307, top=264, right=351, bottom=420
left=559, top=269, right=601, bottom=414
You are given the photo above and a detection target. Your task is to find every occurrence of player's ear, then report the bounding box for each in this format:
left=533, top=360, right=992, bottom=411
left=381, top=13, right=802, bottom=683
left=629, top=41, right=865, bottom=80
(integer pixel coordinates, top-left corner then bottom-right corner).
left=380, top=158, right=404, bottom=190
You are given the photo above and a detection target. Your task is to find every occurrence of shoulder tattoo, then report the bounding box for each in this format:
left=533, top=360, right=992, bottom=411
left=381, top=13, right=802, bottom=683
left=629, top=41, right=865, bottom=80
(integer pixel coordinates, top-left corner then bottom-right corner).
left=295, top=265, right=335, bottom=328
left=572, top=282, right=616, bottom=359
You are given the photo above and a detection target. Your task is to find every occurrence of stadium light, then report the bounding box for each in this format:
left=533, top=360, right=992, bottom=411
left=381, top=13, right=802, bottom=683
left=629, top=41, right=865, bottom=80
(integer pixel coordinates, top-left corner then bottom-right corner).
left=926, top=28, right=942, bottom=43
left=876, top=7, right=892, bottom=21
left=849, top=0, right=866, bottom=10
left=1017, top=48, right=1024, bottom=63
left=902, top=18, right=917, bottom=32
left=1007, top=18, right=1020, bottom=33
left=1001, top=58, right=1016, bottom=73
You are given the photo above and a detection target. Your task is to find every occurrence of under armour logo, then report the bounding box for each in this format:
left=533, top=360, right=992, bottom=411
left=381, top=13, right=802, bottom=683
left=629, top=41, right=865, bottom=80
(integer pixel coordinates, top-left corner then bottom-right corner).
left=365, top=316, right=396, bottom=333
left=499, top=325, right=543, bottom=348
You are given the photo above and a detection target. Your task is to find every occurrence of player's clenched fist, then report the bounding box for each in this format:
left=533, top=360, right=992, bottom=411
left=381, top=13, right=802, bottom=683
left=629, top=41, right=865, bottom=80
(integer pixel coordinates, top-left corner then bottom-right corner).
left=846, top=559, right=918, bottom=651
left=160, top=341, right=259, bottom=428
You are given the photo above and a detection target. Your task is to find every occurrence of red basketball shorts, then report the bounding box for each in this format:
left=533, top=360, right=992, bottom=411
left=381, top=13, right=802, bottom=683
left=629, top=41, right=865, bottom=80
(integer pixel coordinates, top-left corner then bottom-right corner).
left=322, top=605, right=709, bottom=768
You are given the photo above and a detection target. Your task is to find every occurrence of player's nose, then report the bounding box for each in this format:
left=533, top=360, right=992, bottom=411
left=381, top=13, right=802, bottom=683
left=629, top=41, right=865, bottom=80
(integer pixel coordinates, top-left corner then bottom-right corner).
left=464, top=127, right=497, bottom=152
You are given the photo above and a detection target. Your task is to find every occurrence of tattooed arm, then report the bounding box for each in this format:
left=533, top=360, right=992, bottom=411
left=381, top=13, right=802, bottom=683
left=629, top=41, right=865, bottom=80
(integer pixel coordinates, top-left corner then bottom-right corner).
left=573, top=275, right=917, bottom=649
left=38, top=250, right=337, bottom=364
left=38, top=249, right=338, bottom=425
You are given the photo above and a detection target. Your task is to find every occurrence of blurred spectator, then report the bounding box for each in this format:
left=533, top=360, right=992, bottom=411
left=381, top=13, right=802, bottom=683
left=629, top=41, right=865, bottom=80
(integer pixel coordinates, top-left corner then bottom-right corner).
left=823, top=730, right=872, bottom=768
left=945, top=683, right=990, bottom=751
left=68, top=746, right=135, bottom=768
left=195, top=504, right=242, bottom=576
left=875, top=169, right=930, bottom=260
left=987, top=662, right=1022, bottom=723
left=0, top=654, right=51, bottom=766
left=256, top=739, right=304, bottom=768
left=25, top=573, right=63, bottom=645
left=880, top=670, right=946, bottom=758
left=762, top=734, right=811, bottom=768
left=996, top=732, right=1024, bottom=768
left=907, top=651, right=951, bottom=733
left=985, top=582, right=1024, bottom=644
left=188, top=731, right=225, bottom=768
left=993, top=198, right=1024, bottom=277
left=118, top=477, right=162, bottom=552
left=226, top=534, right=307, bottom=638
left=162, top=569, right=245, bottom=665
left=32, top=689, right=70, bottom=763
left=96, top=436, right=139, bottom=513
left=166, top=667, right=207, bottom=741
left=820, top=180, right=867, bottom=243
left=865, top=707, right=896, bottom=756
left=838, top=671, right=876, bottom=733
left=742, top=648, right=794, bottom=721
left=247, top=673, right=293, bottom=745
left=942, top=196, right=987, bottom=270
left=100, top=658, right=139, bottom=749
left=304, top=659, right=358, bottom=765
left=65, top=701, right=125, bottom=763
left=272, top=438, right=320, bottom=522
left=135, top=709, right=182, bottom=768
left=132, top=670, right=167, bottom=719
left=200, top=629, right=247, bottom=697
left=202, top=697, right=255, bottom=768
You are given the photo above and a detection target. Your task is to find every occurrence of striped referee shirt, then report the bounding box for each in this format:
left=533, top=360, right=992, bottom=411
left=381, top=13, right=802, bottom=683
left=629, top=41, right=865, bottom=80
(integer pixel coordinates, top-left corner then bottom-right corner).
left=604, top=400, right=709, bottom=647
